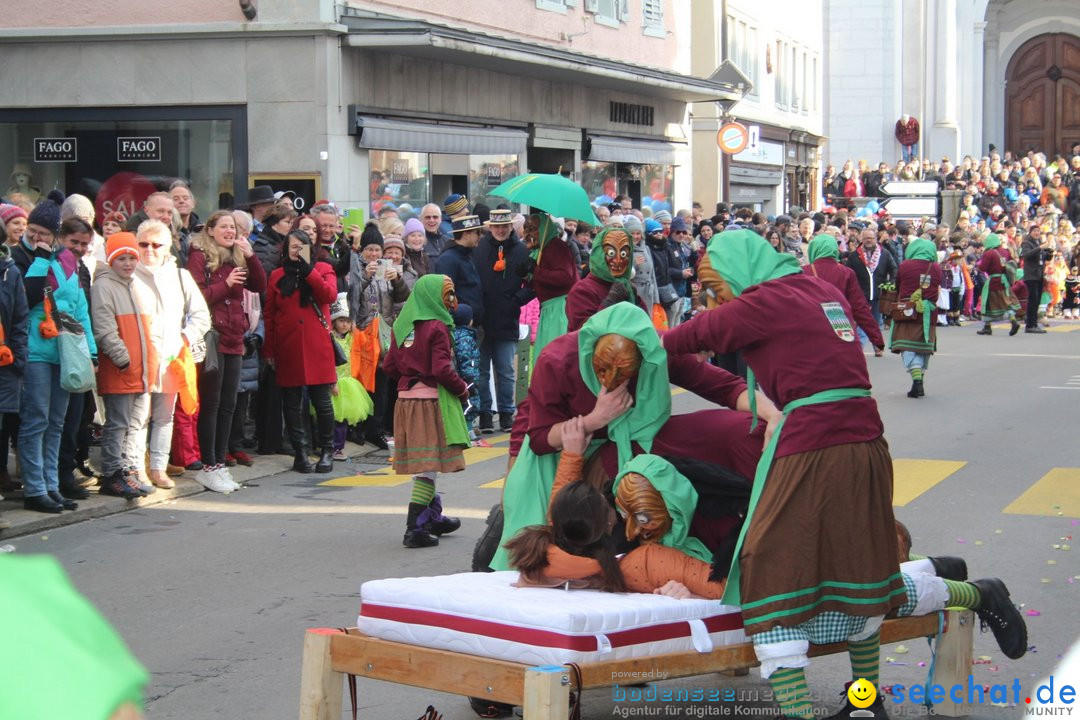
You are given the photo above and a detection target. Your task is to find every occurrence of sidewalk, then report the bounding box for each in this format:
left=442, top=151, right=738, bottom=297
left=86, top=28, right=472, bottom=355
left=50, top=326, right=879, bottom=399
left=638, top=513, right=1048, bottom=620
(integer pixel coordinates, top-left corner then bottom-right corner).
left=0, top=441, right=384, bottom=541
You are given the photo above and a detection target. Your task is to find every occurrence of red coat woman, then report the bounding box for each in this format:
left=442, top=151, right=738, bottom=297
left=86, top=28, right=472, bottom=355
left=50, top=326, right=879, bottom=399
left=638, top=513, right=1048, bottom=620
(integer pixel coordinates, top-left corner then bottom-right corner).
left=263, top=230, right=340, bottom=474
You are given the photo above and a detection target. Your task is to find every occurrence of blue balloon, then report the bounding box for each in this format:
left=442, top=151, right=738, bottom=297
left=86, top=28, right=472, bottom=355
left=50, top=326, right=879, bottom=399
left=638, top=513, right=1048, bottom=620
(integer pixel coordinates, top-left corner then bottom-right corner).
left=856, top=207, right=871, bottom=217
left=596, top=194, right=613, bottom=205
left=866, top=200, right=880, bottom=212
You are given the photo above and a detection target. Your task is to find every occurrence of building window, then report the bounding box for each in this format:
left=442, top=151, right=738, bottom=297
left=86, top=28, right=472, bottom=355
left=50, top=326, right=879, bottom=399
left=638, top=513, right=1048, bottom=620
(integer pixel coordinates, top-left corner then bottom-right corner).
left=800, top=51, right=808, bottom=114
left=586, top=0, right=626, bottom=27
left=369, top=151, right=430, bottom=214
left=726, top=15, right=758, bottom=98
left=536, top=0, right=568, bottom=12
left=469, top=154, right=520, bottom=206
left=642, top=0, right=664, bottom=38
left=774, top=40, right=785, bottom=110
left=812, top=56, right=819, bottom=112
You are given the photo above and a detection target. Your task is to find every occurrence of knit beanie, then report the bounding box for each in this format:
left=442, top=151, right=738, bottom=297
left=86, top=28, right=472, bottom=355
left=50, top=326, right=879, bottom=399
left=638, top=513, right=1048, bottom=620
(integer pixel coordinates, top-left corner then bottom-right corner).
left=330, top=292, right=350, bottom=321
left=653, top=210, right=672, bottom=223
left=443, top=194, right=468, bottom=216
left=359, top=223, right=383, bottom=250
left=623, top=216, right=644, bottom=234
left=27, top=189, right=66, bottom=234
left=60, top=193, right=95, bottom=223
left=102, top=210, right=128, bottom=227
left=106, top=232, right=139, bottom=263
left=403, top=218, right=424, bottom=239
left=382, top=234, right=405, bottom=252
left=0, top=204, right=28, bottom=225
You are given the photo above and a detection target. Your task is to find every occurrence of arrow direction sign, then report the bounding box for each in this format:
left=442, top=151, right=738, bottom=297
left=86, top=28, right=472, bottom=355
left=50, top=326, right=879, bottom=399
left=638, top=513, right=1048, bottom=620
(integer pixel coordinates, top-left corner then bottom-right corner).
left=880, top=196, right=939, bottom=218
left=882, top=181, right=939, bottom=196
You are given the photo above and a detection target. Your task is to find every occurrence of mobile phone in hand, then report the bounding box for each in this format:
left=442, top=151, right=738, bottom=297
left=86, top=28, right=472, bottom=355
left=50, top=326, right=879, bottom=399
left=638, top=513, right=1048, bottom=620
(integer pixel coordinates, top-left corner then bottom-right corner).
left=299, top=245, right=311, bottom=263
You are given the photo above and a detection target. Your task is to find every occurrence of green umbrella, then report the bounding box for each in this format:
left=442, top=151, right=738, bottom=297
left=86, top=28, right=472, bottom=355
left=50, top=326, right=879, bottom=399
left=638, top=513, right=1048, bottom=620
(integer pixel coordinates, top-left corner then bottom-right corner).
left=489, top=173, right=600, bottom=225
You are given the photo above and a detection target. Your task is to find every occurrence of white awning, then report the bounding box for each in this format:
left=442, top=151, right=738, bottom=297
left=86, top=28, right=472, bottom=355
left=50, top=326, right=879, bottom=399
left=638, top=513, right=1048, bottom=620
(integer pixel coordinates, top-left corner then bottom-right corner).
left=587, top=135, right=682, bottom=165
left=356, top=116, right=528, bottom=156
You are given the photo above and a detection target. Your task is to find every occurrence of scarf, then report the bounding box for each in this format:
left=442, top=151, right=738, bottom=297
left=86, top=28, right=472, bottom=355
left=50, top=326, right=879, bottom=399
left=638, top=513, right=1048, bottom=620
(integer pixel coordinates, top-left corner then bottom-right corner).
left=588, top=227, right=636, bottom=298
left=392, top=274, right=453, bottom=347
left=858, top=244, right=882, bottom=272
left=277, top=258, right=314, bottom=307
left=577, top=303, right=670, bottom=470
left=613, top=454, right=712, bottom=563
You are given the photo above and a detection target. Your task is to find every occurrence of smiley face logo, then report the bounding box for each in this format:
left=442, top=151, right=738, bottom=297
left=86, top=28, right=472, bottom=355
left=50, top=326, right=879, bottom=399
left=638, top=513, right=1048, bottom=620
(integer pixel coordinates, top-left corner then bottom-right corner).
left=847, top=678, right=877, bottom=709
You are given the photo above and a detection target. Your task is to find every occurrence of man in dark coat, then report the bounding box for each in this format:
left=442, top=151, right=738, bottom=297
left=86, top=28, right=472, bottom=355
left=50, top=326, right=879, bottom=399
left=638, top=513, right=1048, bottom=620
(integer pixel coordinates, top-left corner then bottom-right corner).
left=434, top=215, right=485, bottom=329
left=1021, top=225, right=1052, bottom=332
left=472, top=209, right=532, bottom=433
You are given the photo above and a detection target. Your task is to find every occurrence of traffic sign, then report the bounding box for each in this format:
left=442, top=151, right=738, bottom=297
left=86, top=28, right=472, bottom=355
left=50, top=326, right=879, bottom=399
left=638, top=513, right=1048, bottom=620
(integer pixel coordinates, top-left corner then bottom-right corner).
left=882, top=181, right=938, bottom=196
left=717, top=122, right=749, bottom=154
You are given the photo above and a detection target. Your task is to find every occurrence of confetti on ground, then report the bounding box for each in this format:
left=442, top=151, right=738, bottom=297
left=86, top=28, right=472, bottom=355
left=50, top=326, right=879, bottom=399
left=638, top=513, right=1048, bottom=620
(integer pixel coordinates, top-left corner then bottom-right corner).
left=974, top=656, right=993, bottom=664
left=975, top=540, right=985, bottom=546
left=995, top=529, right=1004, bottom=534
left=894, top=645, right=909, bottom=654
left=40, top=535, right=48, bottom=541
left=957, top=538, right=967, bottom=543
left=1026, top=610, right=1042, bottom=616
left=1042, top=578, right=1052, bottom=583
left=882, top=685, right=896, bottom=696
left=990, top=665, right=999, bottom=673
left=1048, top=560, right=1058, bottom=565
left=917, top=662, right=926, bottom=667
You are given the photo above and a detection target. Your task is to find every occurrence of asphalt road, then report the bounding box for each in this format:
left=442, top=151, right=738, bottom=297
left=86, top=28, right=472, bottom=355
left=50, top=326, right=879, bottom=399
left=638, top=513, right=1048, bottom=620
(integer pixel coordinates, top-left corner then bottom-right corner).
left=14, top=320, right=1080, bottom=720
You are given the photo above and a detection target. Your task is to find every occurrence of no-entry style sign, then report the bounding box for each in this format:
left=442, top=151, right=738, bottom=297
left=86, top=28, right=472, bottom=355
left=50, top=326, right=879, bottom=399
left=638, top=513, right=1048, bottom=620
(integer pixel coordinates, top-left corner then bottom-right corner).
left=717, top=122, right=749, bottom=154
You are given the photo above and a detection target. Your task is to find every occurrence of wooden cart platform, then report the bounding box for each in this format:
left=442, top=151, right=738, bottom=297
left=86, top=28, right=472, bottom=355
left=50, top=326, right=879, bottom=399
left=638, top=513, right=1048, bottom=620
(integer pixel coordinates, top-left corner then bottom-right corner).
left=299, top=610, right=973, bottom=719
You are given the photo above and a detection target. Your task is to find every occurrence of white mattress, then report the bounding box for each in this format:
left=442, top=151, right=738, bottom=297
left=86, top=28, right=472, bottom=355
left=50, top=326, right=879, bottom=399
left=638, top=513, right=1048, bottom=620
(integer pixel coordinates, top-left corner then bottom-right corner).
left=358, top=571, right=746, bottom=665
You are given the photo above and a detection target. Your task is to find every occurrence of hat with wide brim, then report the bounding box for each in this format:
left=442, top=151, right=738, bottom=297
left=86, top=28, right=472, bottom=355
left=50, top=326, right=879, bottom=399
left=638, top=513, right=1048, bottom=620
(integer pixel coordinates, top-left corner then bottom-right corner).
left=236, top=185, right=276, bottom=209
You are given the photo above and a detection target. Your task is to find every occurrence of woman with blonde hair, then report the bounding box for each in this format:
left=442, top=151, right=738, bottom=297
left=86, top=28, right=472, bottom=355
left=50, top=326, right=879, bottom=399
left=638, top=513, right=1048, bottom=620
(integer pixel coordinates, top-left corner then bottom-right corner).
left=186, top=210, right=266, bottom=489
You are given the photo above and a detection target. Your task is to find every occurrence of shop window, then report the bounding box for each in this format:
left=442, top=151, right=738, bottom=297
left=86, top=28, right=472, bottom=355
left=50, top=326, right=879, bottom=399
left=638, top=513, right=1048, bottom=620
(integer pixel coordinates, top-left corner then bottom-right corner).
left=0, top=113, right=240, bottom=221
left=580, top=160, right=673, bottom=216
left=469, top=154, right=520, bottom=209
left=369, top=151, right=429, bottom=216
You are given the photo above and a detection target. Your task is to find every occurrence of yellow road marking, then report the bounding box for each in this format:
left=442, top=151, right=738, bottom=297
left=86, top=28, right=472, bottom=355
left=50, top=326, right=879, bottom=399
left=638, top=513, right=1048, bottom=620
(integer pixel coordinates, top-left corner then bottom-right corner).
left=320, top=445, right=509, bottom=487
left=892, top=459, right=967, bottom=506
left=479, top=477, right=505, bottom=489
left=1003, top=468, right=1080, bottom=518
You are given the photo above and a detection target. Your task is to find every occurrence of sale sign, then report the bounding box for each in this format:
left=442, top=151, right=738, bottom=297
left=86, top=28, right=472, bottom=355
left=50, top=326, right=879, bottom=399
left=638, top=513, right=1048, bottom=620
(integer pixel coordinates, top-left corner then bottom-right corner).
left=93, top=171, right=157, bottom=221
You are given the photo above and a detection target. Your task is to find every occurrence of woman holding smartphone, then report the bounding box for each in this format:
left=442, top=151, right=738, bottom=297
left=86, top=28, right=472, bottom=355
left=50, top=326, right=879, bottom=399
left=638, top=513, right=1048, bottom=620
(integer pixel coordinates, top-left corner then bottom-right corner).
left=187, top=210, right=266, bottom=489
left=264, top=230, right=339, bottom=473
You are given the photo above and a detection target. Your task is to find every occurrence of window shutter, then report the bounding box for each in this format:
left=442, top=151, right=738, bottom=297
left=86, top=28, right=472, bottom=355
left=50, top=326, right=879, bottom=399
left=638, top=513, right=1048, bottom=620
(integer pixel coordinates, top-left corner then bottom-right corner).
left=584, top=0, right=599, bottom=12
left=617, top=0, right=629, bottom=21
left=643, top=0, right=663, bottom=27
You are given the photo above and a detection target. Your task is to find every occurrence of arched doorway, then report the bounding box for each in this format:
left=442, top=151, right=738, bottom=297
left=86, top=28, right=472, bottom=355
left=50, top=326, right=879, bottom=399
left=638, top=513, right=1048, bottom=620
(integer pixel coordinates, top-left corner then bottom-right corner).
left=1006, top=33, right=1080, bottom=156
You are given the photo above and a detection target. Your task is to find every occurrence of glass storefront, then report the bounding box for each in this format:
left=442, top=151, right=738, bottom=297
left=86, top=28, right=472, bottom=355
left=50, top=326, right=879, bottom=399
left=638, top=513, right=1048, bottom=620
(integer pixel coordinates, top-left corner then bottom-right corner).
left=369, top=150, right=429, bottom=215
left=368, top=150, right=521, bottom=216
left=580, top=160, right=674, bottom=214
left=469, top=153, right=520, bottom=208
left=0, top=106, right=246, bottom=222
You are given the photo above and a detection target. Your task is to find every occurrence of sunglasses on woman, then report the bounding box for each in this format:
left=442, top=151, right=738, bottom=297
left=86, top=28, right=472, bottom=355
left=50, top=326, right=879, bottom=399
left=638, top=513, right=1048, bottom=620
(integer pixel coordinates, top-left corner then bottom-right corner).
left=138, top=241, right=167, bottom=249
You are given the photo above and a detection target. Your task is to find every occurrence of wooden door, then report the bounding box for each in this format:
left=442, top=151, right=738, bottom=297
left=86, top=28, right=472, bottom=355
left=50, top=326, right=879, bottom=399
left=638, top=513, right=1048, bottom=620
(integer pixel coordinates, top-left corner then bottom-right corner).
left=1006, top=33, right=1080, bottom=156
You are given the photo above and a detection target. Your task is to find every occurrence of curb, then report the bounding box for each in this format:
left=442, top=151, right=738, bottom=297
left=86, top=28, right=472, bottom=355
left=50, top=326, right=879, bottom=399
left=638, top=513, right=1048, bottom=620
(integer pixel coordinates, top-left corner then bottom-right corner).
left=0, top=441, right=387, bottom=542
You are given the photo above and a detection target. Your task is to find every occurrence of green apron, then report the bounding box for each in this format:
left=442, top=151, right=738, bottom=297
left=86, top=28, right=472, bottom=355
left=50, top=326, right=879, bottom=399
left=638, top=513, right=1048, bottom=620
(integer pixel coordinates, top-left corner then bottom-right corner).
left=887, top=297, right=935, bottom=353
left=529, top=294, right=568, bottom=382
left=979, top=273, right=1018, bottom=317
left=721, top=387, right=871, bottom=606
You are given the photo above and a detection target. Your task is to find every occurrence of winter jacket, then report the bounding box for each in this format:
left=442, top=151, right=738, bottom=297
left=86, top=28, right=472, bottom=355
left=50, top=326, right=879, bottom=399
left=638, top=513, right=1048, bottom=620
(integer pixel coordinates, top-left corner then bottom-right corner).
left=23, top=248, right=97, bottom=365
left=264, top=261, right=339, bottom=388
left=404, top=246, right=430, bottom=278
left=391, top=259, right=419, bottom=319
left=846, top=246, right=898, bottom=303
left=434, top=242, right=485, bottom=325
left=91, top=267, right=159, bottom=395
left=252, top=226, right=287, bottom=281
left=239, top=316, right=264, bottom=394
left=1021, top=235, right=1051, bottom=281
left=631, top=241, right=660, bottom=308
left=133, top=258, right=211, bottom=393
left=348, top=256, right=411, bottom=332
left=0, top=249, right=29, bottom=413
left=474, top=231, right=532, bottom=341
left=667, top=238, right=693, bottom=297
left=186, top=246, right=267, bottom=356
left=645, top=234, right=677, bottom=301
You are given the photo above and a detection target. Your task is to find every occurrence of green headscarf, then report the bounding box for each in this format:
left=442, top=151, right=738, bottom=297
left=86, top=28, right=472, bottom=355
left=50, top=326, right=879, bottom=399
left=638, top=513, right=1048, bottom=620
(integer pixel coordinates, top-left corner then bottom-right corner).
left=613, top=454, right=712, bottom=563
left=706, top=229, right=803, bottom=297
left=577, top=303, right=670, bottom=469
left=531, top=212, right=562, bottom=261
left=904, top=238, right=938, bottom=262
left=0, top=555, right=149, bottom=719
left=588, top=227, right=636, bottom=298
left=392, top=274, right=453, bottom=347
left=983, top=233, right=1002, bottom=251
left=807, top=233, right=841, bottom=263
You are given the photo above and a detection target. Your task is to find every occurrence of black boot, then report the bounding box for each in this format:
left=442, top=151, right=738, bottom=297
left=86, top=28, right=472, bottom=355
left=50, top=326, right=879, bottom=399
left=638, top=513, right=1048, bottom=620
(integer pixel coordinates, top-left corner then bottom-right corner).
left=972, top=578, right=1027, bottom=659
left=284, top=389, right=314, bottom=473
left=314, top=447, right=333, bottom=474
left=917, top=378, right=925, bottom=397
left=907, top=380, right=923, bottom=398
left=498, top=411, right=514, bottom=432
left=48, top=490, right=78, bottom=511
left=292, top=449, right=313, bottom=473
left=976, top=323, right=992, bottom=335
left=418, top=493, right=461, bottom=536
left=59, top=480, right=91, bottom=500
left=479, top=413, right=494, bottom=435
left=1009, top=318, right=1021, bottom=336
left=23, top=494, right=64, bottom=514
left=404, top=502, right=439, bottom=548
left=928, top=556, right=968, bottom=581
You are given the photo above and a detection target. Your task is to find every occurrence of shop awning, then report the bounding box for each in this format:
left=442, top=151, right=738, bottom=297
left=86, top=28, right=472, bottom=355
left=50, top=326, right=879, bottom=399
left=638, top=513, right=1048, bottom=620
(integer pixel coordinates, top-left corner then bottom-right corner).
left=355, top=116, right=528, bottom=156
left=586, top=135, right=682, bottom=165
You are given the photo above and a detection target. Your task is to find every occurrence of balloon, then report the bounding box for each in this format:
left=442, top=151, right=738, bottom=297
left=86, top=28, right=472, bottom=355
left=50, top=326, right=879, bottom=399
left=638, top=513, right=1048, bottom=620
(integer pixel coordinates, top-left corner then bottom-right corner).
left=856, top=208, right=871, bottom=218
left=866, top=200, right=880, bottom=212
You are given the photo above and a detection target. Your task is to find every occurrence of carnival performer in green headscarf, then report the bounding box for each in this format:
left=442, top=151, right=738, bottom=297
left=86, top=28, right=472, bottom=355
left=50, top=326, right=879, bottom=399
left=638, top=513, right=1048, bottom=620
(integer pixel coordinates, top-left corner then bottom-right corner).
left=663, top=229, right=904, bottom=720
left=890, top=238, right=942, bottom=398
left=384, top=274, right=471, bottom=548
left=0, top=555, right=150, bottom=720
left=804, top=233, right=885, bottom=353
left=523, top=212, right=578, bottom=375
left=614, top=454, right=712, bottom=563
left=975, top=233, right=1022, bottom=336
left=564, top=226, right=644, bottom=331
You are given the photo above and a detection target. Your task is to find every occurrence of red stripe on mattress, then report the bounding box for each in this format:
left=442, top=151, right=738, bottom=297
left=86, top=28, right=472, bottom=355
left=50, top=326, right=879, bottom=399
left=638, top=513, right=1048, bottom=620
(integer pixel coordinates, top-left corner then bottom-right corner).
left=360, top=604, right=744, bottom=652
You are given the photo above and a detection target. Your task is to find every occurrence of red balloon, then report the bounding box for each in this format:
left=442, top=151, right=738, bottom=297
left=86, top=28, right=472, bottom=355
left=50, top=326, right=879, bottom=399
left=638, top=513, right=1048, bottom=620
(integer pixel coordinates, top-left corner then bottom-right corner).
left=94, top=171, right=157, bottom=221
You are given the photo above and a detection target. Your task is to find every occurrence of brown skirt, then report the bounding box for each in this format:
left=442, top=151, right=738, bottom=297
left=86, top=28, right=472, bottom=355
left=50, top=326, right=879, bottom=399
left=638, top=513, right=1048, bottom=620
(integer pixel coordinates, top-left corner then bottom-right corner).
left=983, top=287, right=1020, bottom=319
left=889, top=315, right=936, bottom=354
left=738, top=438, right=906, bottom=636
left=392, top=398, right=466, bottom=475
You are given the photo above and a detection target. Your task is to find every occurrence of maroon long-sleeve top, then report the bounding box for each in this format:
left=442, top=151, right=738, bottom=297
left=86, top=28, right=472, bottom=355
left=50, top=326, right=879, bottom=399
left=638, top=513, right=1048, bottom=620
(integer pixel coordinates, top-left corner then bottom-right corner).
left=977, top=248, right=1007, bottom=291
left=565, top=276, right=647, bottom=331
left=663, top=273, right=883, bottom=460
left=533, top=239, right=577, bottom=303
left=382, top=319, right=468, bottom=398
left=804, top=259, right=884, bottom=348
